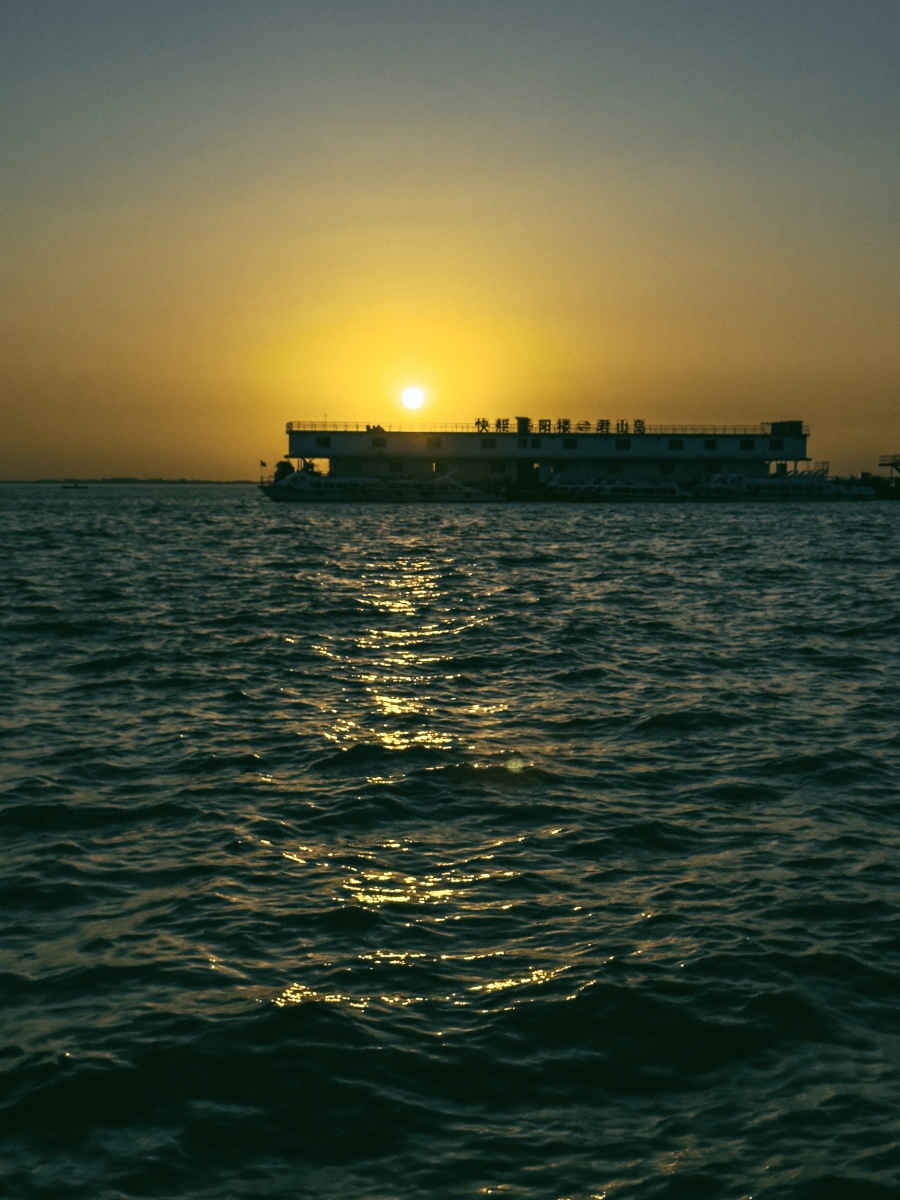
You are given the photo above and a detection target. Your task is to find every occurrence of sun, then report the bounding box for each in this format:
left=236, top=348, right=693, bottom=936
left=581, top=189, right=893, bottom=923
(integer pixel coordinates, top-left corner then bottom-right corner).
left=401, top=386, right=425, bottom=410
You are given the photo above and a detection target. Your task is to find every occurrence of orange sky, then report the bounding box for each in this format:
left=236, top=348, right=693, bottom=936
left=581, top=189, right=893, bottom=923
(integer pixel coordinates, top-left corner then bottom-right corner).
left=2, top=1, right=898, bottom=477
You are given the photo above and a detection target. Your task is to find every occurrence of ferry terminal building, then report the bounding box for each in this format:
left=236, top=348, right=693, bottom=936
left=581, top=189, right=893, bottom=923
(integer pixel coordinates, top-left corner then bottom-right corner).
left=285, top=418, right=810, bottom=488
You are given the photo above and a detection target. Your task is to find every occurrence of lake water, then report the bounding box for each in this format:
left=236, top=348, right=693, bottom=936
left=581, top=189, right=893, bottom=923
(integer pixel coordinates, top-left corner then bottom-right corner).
left=2, top=485, right=899, bottom=1199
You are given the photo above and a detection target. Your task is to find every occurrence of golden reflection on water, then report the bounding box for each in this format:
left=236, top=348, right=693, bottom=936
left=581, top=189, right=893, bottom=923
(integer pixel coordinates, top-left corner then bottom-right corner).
left=344, top=867, right=455, bottom=907
left=269, top=558, right=573, bottom=1013
left=273, top=982, right=368, bottom=1010
left=357, top=557, right=441, bottom=617
left=308, top=554, right=496, bottom=754
left=259, top=825, right=591, bottom=1014
left=316, top=561, right=487, bottom=748
left=341, top=855, right=520, bottom=909
left=270, top=960, right=586, bottom=1013
left=467, top=965, right=571, bottom=994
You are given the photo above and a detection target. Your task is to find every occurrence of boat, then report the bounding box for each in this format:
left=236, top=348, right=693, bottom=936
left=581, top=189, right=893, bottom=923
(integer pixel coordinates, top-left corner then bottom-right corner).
left=262, top=460, right=493, bottom=503
left=260, top=417, right=874, bottom=503
left=698, top=469, right=874, bottom=501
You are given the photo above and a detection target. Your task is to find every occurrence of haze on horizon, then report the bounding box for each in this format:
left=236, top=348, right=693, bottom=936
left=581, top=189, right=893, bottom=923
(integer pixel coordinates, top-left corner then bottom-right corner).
left=2, top=0, right=898, bottom=479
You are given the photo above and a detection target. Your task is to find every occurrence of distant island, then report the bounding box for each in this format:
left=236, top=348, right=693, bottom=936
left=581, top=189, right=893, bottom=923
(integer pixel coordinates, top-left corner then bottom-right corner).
left=0, top=479, right=256, bottom=485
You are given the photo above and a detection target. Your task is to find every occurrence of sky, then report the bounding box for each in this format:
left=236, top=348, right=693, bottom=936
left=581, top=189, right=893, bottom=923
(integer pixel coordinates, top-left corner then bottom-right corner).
left=1, top=0, right=898, bottom=478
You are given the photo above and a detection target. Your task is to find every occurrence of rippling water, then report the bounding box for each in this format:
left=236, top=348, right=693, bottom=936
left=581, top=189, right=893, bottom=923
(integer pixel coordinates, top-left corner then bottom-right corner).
left=2, top=484, right=899, bottom=1200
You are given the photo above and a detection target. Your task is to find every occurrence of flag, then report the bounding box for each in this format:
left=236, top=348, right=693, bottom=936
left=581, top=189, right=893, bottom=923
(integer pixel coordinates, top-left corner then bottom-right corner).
left=260, top=460, right=267, bottom=467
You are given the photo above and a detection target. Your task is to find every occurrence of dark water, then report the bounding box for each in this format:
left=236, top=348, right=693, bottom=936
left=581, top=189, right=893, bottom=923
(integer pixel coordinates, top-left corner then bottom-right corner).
left=2, top=485, right=899, bottom=1200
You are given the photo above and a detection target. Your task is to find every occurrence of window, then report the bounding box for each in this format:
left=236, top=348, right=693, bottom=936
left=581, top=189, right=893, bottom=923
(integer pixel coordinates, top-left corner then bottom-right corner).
left=316, top=435, right=331, bottom=448
left=562, top=437, right=577, bottom=449
left=616, top=438, right=631, bottom=450
left=704, top=438, right=718, bottom=450
left=481, top=437, right=497, bottom=449
left=668, top=438, right=683, bottom=450
left=518, top=438, right=528, bottom=448
left=740, top=438, right=755, bottom=450
left=426, top=436, right=442, bottom=449
left=371, top=436, right=386, bottom=448
left=769, top=438, right=784, bottom=450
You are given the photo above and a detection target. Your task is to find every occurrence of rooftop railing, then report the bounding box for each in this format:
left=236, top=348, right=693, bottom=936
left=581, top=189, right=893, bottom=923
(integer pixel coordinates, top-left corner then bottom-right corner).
left=288, top=422, right=485, bottom=433
left=286, top=421, right=808, bottom=436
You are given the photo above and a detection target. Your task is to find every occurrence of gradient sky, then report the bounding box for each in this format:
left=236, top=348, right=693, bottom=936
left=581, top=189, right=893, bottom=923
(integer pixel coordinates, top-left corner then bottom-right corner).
left=2, top=0, right=898, bottom=477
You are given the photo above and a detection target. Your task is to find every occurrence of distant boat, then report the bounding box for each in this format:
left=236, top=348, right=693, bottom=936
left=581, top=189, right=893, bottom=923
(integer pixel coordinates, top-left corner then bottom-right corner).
left=61, top=481, right=89, bottom=489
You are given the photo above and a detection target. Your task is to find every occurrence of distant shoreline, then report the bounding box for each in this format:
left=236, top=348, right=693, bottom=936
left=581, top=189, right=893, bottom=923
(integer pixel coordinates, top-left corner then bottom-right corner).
left=0, top=479, right=256, bottom=486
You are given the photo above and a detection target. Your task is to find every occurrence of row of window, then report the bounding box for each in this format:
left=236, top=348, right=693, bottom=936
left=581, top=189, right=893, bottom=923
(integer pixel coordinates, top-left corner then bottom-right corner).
left=312, top=434, right=787, bottom=452
left=336, top=460, right=768, bottom=479
left=386, top=461, right=510, bottom=474
left=484, top=436, right=786, bottom=452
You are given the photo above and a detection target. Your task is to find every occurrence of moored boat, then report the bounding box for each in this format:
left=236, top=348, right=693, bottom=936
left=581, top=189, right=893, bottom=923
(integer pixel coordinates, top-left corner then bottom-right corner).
left=261, top=461, right=493, bottom=503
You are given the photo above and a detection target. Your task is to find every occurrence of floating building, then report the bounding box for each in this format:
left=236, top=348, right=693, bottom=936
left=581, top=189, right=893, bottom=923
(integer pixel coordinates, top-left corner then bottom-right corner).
left=284, top=417, right=805, bottom=486
left=262, top=416, right=875, bottom=501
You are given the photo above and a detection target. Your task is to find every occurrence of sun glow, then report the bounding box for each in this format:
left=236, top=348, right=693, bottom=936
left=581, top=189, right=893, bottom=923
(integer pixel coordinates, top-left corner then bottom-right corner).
left=401, top=386, right=425, bottom=410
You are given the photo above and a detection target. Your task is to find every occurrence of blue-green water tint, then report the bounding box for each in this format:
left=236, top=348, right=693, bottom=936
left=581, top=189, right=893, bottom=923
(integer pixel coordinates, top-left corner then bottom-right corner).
left=1, top=485, right=898, bottom=1200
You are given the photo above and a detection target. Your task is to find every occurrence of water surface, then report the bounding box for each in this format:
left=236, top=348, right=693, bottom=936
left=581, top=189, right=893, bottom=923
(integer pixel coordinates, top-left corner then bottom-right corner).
left=2, top=486, right=898, bottom=1199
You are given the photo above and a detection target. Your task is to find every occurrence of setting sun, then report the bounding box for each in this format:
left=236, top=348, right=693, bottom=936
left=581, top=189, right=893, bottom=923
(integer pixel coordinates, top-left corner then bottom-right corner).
left=401, top=386, right=425, bottom=410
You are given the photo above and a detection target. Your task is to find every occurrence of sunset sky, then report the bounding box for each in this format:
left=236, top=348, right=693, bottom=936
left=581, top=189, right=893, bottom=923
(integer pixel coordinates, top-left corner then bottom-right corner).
left=2, top=0, right=898, bottom=478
